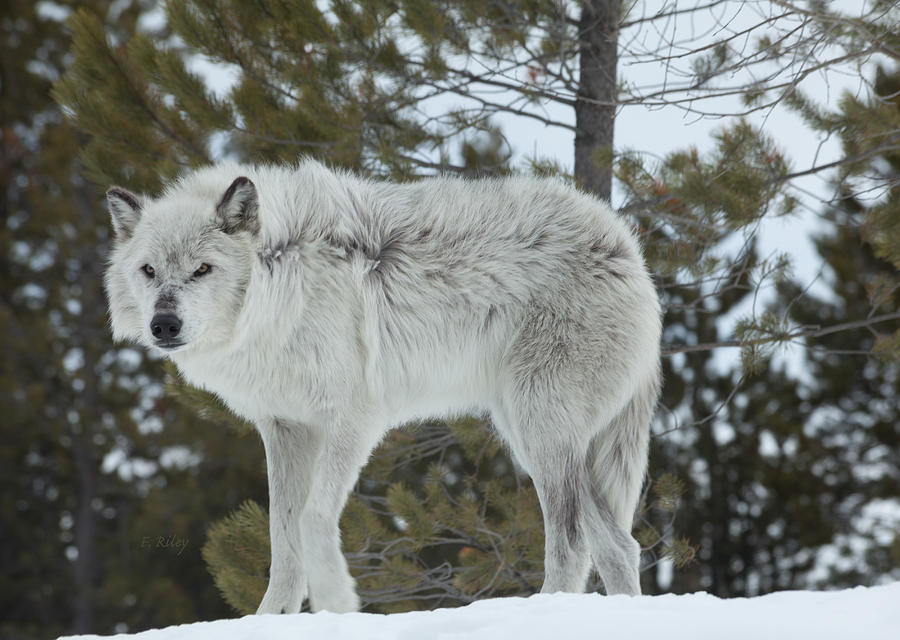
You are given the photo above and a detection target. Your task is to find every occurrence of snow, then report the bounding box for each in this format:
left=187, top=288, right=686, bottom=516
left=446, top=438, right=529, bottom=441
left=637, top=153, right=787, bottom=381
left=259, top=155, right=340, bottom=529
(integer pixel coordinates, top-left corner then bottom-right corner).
left=61, top=583, right=900, bottom=640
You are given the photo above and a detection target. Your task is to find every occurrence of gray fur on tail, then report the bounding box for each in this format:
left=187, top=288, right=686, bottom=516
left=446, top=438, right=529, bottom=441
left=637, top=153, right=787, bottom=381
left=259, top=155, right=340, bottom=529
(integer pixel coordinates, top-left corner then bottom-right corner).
left=589, top=371, right=661, bottom=531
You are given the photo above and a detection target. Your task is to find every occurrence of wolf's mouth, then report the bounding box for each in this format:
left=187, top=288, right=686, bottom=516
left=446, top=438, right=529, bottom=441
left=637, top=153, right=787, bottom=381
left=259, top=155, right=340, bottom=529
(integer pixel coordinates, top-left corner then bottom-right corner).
left=155, top=339, right=186, bottom=351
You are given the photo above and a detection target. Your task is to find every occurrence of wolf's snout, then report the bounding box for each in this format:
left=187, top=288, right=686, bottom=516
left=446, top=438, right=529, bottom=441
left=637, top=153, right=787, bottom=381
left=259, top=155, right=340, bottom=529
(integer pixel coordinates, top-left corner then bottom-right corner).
left=150, top=314, right=182, bottom=344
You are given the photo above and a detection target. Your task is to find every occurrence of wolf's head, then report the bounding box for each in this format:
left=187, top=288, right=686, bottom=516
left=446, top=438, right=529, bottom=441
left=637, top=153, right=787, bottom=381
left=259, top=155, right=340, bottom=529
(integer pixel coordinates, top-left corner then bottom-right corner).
left=104, top=175, right=259, bottom=354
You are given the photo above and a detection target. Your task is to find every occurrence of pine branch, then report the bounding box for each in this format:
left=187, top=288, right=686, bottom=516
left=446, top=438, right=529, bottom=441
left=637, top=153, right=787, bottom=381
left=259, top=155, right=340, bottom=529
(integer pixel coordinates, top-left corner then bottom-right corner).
left=619, top=131, right=900, bottom=216
left=662, top=310, right=900, bottom=356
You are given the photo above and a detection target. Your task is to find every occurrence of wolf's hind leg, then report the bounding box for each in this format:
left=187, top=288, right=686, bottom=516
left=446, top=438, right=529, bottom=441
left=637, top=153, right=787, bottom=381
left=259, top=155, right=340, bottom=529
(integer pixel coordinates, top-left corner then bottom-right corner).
left=583, top=377, right=658, bottom=596
left=494, top=401, right=592, bottom=594
left=530, top=450, right=593, bottom=593
left=583, top=489, right=642, bottom=595
left=508, top=408, right=641, bottom=596
left=256, top=418, right=323, bottom=615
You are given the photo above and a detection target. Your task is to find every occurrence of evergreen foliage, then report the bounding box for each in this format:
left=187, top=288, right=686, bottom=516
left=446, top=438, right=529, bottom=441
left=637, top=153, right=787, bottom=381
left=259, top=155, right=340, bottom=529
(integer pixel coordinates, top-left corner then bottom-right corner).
left=347, top=420, right=547, bottom=610
left=201, top=500, right=270, bottom=615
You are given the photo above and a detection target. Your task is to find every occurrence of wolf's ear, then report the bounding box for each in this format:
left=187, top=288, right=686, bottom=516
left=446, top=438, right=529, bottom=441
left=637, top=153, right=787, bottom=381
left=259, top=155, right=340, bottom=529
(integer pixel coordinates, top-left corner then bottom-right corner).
left=216, top=176, right=259, bottom=235
left=106, top=187, right=143, bottom=240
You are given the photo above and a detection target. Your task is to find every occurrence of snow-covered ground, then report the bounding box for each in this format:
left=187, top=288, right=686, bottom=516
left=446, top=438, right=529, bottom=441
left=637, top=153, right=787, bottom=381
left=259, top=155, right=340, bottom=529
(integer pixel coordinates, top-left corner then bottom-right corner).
left=63, top=582, right=900, bottom=640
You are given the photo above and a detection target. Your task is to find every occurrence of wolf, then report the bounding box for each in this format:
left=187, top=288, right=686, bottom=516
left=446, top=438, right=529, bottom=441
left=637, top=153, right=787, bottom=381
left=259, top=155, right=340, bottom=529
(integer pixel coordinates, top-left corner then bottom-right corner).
left=104, top=159, right=662, bottom=614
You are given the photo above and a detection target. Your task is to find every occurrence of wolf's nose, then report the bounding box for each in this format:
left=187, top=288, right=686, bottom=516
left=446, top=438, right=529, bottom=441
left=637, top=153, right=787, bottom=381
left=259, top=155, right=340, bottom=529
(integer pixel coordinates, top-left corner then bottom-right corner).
left=150, top=314, right=182, bottom=340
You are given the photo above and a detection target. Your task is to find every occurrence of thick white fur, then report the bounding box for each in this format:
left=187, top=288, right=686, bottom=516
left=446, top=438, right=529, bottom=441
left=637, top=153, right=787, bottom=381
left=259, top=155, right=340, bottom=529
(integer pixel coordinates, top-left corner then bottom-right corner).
left=104, top=159, right=662, bottom=613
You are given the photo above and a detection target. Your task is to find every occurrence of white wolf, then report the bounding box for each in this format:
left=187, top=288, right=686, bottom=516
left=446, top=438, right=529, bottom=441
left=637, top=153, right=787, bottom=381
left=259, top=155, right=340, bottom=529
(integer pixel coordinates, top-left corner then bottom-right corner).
left=104, top=159, right=662, bottom=614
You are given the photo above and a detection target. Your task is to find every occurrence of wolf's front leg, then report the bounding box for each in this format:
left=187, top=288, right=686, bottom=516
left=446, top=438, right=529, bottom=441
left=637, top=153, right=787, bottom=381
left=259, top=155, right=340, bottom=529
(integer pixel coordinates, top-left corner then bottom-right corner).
left=300, top=424, right=383, bottom=613
left=256, top=418, right=324, bottom=615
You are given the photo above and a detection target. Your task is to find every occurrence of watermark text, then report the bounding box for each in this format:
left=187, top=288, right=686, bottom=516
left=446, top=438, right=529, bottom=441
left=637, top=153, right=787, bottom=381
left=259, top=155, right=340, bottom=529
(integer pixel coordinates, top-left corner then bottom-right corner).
left=140, top=535, right=190, bottom=556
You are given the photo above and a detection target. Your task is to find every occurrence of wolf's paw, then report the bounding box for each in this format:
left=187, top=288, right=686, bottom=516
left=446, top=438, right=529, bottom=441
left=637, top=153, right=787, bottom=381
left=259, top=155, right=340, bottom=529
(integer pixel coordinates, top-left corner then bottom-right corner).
left=256, top=580, right=306, bottom=615
left=308, top=586, right=361, bottom=614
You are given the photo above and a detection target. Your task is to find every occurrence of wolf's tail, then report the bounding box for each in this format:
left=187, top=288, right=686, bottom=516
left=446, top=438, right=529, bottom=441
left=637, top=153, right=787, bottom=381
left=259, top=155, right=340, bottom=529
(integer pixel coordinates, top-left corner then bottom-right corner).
left=587, top=368, right=661, bottom=531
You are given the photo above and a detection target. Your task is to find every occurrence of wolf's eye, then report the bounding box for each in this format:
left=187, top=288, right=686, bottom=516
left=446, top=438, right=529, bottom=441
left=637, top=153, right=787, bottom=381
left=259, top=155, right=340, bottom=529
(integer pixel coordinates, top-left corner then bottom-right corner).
left=141, top=264, right=155, bottom=278
left=194, top=263, right=211, bottom=277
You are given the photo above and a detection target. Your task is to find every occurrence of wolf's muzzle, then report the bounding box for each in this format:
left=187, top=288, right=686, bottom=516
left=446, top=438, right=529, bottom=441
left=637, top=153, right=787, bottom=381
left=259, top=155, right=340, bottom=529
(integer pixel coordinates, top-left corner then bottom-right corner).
left=150, top=313, right=183, bottom=348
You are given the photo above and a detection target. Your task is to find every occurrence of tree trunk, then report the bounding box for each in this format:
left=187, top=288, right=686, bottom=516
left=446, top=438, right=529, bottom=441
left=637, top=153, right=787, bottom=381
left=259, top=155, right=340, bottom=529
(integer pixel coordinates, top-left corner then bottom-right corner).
left=71, top=428, right=97, bottom=634
left=575, top=0, right=620, bottom=202
left=70, top=177, right=104, bottom=634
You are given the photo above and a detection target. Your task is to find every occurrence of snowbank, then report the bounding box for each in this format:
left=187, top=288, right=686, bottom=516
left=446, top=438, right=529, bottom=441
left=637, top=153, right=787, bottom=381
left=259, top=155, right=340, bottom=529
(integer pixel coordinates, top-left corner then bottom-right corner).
left=62, top=582, right=900, bottom=640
